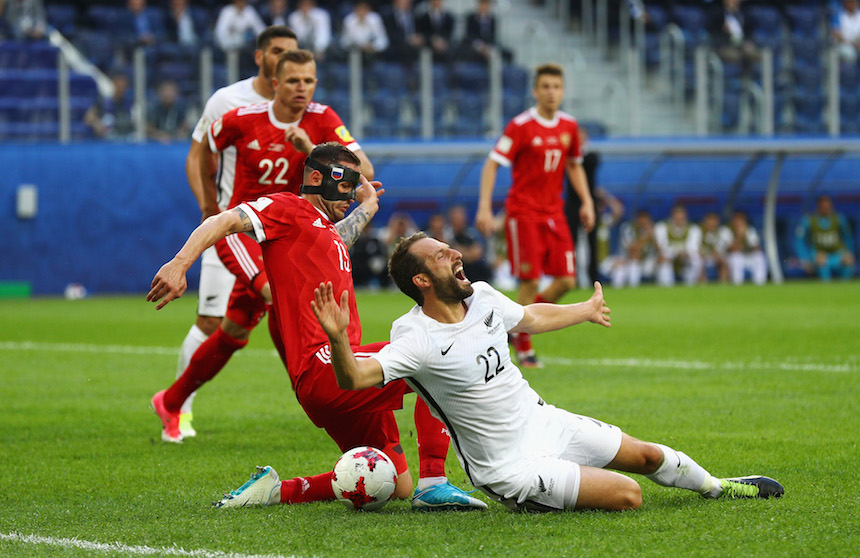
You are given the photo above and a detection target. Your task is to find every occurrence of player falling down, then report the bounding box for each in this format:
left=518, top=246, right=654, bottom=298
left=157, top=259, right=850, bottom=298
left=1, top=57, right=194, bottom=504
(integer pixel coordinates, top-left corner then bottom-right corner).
left=309, top=232, right=784, bottom=511
left=148, top=143, right=485, bottom=511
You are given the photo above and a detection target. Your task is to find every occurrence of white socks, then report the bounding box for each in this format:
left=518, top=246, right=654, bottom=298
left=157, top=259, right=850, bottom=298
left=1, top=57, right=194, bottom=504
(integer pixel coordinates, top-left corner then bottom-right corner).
left=646, top=444, right=721, bottom=496
left=416, top=476, right=447, bottom=491
left=176, top=324, right=209, bottom=414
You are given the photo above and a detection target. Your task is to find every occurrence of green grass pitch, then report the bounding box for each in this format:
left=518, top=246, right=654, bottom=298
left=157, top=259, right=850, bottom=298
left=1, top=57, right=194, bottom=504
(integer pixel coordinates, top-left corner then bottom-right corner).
left=1, top=282, right=858, bottom=557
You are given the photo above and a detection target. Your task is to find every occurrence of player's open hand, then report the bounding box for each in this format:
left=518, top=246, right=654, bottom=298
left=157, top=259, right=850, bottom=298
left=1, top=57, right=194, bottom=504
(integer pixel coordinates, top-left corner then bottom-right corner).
left=355, top=174, right=384, bottom=205
left=588, top=281, right=611, bottom=327
left=311, top=281, right=351, bottom=338
left=146, top=260, right=188, bottom=310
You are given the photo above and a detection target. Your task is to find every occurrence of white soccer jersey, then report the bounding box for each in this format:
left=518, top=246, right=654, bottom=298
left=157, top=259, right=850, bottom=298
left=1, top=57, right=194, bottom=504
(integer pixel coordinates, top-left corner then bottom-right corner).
left=377, top=282, right=553, bottom=487
left=191, top=77, right=269, bottom=210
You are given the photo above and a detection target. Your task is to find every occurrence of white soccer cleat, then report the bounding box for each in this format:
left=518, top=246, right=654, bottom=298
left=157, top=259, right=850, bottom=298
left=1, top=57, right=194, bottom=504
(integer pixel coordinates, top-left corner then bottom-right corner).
left=214, top=466, right=281, bottom=508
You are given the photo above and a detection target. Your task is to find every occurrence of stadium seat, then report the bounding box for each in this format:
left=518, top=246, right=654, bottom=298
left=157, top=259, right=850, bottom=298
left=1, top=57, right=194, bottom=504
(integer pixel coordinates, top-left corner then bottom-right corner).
left=46, top=4, right=79, bottom=37
left=432, top=63, right=451, bottom=96
left=368, top=61, right=411, bottom=96
left=671, top=5, right=709, bottom=47
left=502, top=64, right=528, bottom=97
left=452, top=61, right=489, bottom=93
left=785, top=4, right=823, bottom=38
left=790, top=35, right=822, bottom=66
left=502, top=90, right=527, bottom=122
left=365, top=91, right=404, bottom=138
left=449, top=91, right=486, bottom=137
left=722, top=90, right=741, bottom=131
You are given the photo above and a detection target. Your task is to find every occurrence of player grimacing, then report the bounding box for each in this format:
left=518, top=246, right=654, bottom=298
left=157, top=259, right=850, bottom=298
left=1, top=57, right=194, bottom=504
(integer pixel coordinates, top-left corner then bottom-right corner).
left=311, top=232, right=785, bottom=511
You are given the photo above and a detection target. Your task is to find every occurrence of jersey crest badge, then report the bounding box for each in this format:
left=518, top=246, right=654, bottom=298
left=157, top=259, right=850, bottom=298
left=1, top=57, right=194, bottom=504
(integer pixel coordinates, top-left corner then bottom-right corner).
left=246, top=139, right=261, bottom=150
left=560, top=133, right=571, bottom=148
left=483, top=310, right=495, bottom=328
left=312, top=218, right=326, bottom=229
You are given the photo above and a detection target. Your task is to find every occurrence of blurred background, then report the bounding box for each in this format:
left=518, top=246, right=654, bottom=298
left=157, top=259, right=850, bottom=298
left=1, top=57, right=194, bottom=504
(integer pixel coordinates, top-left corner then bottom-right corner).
left=0, top=0, right=857, bottom=295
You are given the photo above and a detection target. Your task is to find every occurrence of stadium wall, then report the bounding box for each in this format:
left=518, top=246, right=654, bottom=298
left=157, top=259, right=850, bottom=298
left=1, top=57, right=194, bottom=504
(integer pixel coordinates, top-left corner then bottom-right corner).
left=1, top=141, right=857, bottom=295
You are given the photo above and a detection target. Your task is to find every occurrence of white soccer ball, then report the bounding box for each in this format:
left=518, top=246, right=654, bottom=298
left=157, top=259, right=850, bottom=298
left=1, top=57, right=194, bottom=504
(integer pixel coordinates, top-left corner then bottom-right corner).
left=331, top=446, right=397, bottom=511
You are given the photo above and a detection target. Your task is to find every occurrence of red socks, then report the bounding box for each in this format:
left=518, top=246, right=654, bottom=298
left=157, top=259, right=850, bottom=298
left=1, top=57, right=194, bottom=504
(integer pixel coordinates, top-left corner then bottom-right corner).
left=414, top=397, right=450, bottom=479
left=280, top=472, right=335, bottom=504
left=163, top=327, right=248, bottom=413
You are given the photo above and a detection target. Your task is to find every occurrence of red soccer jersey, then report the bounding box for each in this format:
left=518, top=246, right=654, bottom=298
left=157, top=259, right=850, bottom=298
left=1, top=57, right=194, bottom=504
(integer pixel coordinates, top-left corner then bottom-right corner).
left=489, top=107, right=582, bottom=219
left=208, top=101, right=359, bottom=208
left=239, top=193, right=360, bottom=384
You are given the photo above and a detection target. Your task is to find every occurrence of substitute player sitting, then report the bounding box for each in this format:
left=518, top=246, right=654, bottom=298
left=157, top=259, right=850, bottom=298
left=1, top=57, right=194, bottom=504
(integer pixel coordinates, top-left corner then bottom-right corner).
left=311, top=233, right=785, bottom=512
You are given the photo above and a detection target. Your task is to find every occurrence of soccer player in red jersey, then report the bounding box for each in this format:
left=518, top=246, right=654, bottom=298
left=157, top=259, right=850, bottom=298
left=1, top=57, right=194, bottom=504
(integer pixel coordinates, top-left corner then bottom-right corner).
left=151, top=49, right=377, bottom=443
left=148, top=143, right=486, bottom=510
left=475, top=63, right=596, bottom=369
left=176, top=26, right=298, bottom=437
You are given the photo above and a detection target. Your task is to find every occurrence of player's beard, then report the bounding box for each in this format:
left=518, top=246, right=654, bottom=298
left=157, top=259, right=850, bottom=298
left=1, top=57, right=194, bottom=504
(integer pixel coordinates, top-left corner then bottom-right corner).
left=430, top=271, right=473, bottom=303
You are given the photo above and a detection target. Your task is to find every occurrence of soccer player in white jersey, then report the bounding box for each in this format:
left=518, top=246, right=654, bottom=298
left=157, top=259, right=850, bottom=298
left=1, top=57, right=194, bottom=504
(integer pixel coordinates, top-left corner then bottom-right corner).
left=175, top=26, right=297, bottom=436
left=311, top=232, right=784, bottom=511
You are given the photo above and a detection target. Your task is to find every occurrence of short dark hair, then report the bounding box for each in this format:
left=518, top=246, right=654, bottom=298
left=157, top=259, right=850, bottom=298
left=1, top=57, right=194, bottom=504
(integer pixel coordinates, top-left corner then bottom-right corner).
left=257, top=26, right=298, bottom=50
left=389, top=232, right=430, bottom=305
left=303, top=142, right=361, bottom=180
left=275, top=49, right=315, bottom=78
left=534, top=63, right=563, bottom=86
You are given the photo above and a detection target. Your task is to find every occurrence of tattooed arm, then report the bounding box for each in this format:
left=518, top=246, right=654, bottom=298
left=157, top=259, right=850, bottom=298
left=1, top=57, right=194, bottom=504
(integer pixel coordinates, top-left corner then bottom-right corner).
left=335, top=175, right=384, bottom=248
left=147, top=208, right=251, bottom=309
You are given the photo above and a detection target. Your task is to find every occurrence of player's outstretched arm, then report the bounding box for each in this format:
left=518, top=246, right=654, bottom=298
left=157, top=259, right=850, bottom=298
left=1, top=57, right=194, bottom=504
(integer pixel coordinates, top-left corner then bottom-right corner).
left=146, top=208, right=251, bottom=310
left=311, top=282, right=385, bottom=390
left=475, top=158, right=500, bottom=237
left=335, top=175, right=384, bottom=248
left=511, top=281, right=611, bottom=335
left=567, top=160, right=596, bottom=232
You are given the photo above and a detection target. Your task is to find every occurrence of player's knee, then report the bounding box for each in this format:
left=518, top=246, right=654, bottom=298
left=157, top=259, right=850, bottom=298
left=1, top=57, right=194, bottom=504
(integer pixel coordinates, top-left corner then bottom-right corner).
left=639, top=443, right=665, bottom=475
left=617, top=479, right=642, bottom=510
left=196, top=315, right=221, bottom=336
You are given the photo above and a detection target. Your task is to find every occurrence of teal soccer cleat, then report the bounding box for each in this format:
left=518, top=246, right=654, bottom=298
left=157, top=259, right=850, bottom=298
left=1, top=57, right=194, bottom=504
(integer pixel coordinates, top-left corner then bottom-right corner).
left=214, top=466, right=281, bottom=508
left=412, top=481, right=488, bottom=511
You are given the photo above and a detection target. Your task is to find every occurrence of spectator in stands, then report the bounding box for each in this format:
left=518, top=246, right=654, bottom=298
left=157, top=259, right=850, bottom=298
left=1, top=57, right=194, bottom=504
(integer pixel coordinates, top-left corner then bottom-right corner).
left=833, top=0, right=860, bottom=63
left=463, top=0, right=511, bottom=63
left=725, top=211, right=767, bottom=285
left=612, top=209, right=658, bottom=288
left=381, top=0, right=424, bottom=63
left=215, top=0, right=266, bottom=52
left=384, top=212, right=418, bottom=252
left=592, top=187, right=625, bottom=284
left=165, top=0, right=201, bottom=48
left=340, top=1, right=388, bottom=62
left=147, top=79, right=190, bottom=143
left=795, top=195, right=856, bottom=280
left=708, top=0, right=759, bottom=73
left=350, top=223, right=390, bottom=289
left=84, top=72, right=136, bottom=140
left=449, top=204, right=494, bottom=284
left=426, top=213, right=448, bottom=242
left=416, top=0, right=455, bottom=62
left=288, top=0, right=332, bottom=60
left=3, top=0, right=47, bottom=40
left=654, top=204, right=703, bottom=287
left=262, top=0, right=289, bottom=27
left=699, top=212, right=729, bottom=283
left=118, top=0, right=164, bottom=49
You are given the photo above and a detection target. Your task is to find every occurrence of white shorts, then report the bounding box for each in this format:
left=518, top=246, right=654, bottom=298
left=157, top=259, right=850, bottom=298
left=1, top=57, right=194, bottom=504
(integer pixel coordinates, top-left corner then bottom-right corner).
left=196, top=246, right=236, bottom=317
left=478, top=405, right=623, bottom=511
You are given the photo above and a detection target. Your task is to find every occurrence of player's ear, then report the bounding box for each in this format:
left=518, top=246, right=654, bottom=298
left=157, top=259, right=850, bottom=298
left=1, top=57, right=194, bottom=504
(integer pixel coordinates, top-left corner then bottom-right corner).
left=309, top=169, right=323, bottom=185
left=254, top=48, right=264, bottom=68
left=412, top=273, right=431, bottom=289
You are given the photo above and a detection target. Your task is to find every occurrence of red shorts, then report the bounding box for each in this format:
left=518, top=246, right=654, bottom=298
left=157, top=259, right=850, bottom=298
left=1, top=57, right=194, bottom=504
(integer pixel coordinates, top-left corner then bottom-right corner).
left=506, top=214, right=576, bottom=280
left=215, top=232, right=266, bottom=289
left=295, top=341, right=412, bottom=474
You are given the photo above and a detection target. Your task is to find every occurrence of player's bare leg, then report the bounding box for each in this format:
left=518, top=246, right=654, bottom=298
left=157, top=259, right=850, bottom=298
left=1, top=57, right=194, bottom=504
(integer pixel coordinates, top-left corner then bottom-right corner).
left=607, top=433, right=784, bottom=500
left=575, top=467, right=642, bottom=510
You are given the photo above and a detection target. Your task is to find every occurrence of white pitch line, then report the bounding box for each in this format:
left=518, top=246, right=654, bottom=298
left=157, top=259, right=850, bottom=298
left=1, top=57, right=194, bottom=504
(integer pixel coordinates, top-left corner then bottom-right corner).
left=0, top=340, right=855, bottom=373
left=0, top=532, right=296, bottom=558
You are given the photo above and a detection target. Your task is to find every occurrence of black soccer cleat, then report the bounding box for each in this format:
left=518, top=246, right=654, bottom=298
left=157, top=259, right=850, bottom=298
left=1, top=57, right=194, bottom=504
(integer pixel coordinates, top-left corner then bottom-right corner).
left=718, top=476, right=784, bottom=499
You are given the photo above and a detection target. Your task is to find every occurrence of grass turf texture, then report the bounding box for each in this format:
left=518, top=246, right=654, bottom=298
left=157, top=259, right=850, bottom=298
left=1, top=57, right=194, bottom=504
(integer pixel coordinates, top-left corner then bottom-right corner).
left=0, top=282, right=857, bottom=557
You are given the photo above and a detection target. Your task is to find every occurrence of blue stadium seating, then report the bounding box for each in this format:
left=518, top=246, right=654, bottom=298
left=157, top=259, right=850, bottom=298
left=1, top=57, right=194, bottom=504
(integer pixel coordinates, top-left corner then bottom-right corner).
left=452, top=61, right=490, bottom=92
left=46, top=3, right=79, bottom=38
left=449, top=91, right=487, bottom=137
left=671, top=5, right=709, bottom=47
